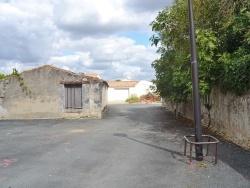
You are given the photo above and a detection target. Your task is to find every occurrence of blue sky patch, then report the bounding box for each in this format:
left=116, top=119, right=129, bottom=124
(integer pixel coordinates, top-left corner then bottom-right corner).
left=118, top=32, right=152, bottom=46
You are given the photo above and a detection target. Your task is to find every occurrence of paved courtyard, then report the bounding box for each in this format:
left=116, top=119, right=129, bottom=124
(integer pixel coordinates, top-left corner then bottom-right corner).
left=0, top=104, right=249, bottom=188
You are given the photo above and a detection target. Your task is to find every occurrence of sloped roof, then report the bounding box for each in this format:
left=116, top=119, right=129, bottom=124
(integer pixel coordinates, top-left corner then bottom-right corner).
left=108, top=81, right=139, bottom=88
left=22, top=65, right=76, bottom=76
left=20, top=65, right=108, bottom=86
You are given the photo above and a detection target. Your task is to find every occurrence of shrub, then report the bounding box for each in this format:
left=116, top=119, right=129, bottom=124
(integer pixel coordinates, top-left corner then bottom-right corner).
left=125, top=94, right=139, bottom=103
left=0, top=73, right=5, bottom=80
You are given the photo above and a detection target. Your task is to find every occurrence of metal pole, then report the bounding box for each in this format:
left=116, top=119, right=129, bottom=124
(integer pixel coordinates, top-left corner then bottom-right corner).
left=187, top=0, right=203, bottom=161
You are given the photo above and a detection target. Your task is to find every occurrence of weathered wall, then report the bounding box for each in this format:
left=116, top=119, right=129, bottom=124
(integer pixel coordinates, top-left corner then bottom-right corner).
left=80, top=79, right=108, bottom=118
left=101, top=82, right=108, bottom=110
left=163, top=88, right=250, bottom=150
left=0, top=66, right=108, bottom=119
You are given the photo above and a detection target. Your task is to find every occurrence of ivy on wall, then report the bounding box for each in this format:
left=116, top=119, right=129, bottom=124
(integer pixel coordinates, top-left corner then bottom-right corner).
left=0, top=68, right=34, bottom=96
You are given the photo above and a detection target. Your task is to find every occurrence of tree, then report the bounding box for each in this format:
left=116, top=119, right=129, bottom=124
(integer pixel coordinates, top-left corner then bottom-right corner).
left=150, top=0, right=250, bottom=100
left=150, top=0, right=191, bottom=104
left=150, top=0, right=250, bottom=122
left=218, top=1, right=250, bottom=95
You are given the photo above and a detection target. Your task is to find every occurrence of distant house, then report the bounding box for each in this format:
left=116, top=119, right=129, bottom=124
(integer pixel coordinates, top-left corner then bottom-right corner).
left=108, top=80, right=155, bottom=102
left=0, top=65, right=108, bottom=119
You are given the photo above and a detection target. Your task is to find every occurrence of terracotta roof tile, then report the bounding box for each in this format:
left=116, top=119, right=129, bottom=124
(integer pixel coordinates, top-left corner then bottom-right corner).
left=108, top=81, right=139, bottom=88
left=84, top=74, right=100, bottom=79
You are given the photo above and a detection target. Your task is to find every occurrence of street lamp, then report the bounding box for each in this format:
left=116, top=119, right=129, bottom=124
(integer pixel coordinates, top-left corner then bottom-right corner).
left=187, top=0, right=203, bottom=161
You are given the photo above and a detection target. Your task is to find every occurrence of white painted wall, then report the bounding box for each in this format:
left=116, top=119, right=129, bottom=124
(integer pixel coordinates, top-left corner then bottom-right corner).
left=108, top=80, right=156, bottom=102
left=134, top=80, right=154, bottom=97
left=108, top=88, right=115, bottom=101
left=114, top=88, right=129, bottom=100
left=108, top=88, right=130, bottom=101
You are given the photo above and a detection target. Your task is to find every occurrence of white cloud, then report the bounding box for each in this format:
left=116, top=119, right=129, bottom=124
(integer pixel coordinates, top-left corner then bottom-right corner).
left=0, top=0, right=59, bottom=63
left=48, top=36, right=159, bottom=80
left=53, top=0, right=161, bottom=37
left=0, top=0, right=169, bottom=81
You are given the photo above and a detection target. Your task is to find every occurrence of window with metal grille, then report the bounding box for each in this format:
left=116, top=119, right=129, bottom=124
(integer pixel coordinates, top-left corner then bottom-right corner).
left=65, top=84, right=82, bottom=109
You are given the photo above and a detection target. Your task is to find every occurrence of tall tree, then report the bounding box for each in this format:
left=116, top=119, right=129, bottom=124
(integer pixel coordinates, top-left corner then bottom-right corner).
left=150, top=0, right=250, bottom=103
left=219, top=0, right=250, bottom=95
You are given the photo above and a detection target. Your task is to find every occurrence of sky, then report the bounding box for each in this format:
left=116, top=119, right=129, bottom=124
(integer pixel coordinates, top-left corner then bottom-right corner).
left=0, top=0, right=173, bottom=81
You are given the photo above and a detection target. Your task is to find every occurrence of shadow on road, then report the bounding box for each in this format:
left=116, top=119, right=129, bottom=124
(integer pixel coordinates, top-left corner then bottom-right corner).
left=118, top=105, right=250, bottom=180
left=113, top=133, right=190, bottom=165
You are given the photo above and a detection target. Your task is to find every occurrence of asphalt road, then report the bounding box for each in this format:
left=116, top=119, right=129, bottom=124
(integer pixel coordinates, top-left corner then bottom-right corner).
left=0, top=104, right=249, bottom=188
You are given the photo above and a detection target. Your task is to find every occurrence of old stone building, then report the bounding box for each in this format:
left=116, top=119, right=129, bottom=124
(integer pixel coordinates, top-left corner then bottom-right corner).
left=0, top=65, right=108, bottom=119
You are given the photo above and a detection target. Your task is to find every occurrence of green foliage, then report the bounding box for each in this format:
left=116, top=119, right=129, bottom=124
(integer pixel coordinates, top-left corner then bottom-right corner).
left=0, top=73, right=6, bottom=80
left=196, top=28, right=220, bottom=95
left=150, top=0, right=250, bottom=105
left=0, top=68, right=19, bottom=80
left=12, top=68, right=19, bottom=76
left=219, top=48, right=250, bottom=95
left=218, top=2, right=250, bottom=95
left=151, top=50, right=191, bottom=103
left=4, top=68, right=34, bottom=96
left=125, top=94, right=139, bottom=103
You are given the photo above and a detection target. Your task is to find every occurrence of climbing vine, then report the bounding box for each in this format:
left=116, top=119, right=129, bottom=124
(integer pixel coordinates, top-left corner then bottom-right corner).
left=10, top=68, right=34, bottom=96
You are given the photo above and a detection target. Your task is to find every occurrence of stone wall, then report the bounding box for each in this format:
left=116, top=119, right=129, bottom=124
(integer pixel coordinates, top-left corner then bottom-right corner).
left=0, top=66, right=108, bottom=119
left=163, top=88, right=250, bottom=150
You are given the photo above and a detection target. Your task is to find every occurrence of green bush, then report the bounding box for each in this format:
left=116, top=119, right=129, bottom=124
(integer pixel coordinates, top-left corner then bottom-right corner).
left=0, top=73, right=5, bottom=80
left=125, top=94, right=139, bottom=103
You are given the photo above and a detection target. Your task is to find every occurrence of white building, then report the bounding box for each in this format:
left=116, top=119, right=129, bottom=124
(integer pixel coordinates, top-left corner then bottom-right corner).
left=108, top=80, right=155, bottom=102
